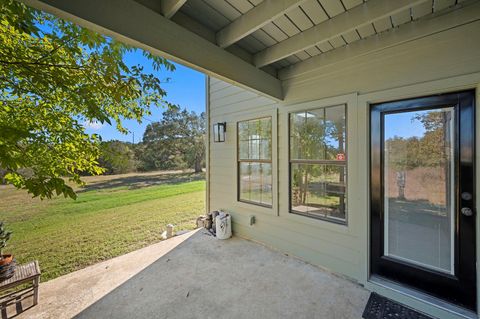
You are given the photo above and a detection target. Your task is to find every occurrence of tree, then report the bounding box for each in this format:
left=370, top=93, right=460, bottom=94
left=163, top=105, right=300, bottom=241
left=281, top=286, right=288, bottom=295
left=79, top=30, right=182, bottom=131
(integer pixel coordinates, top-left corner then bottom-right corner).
left=290, top=111, right=344, bottom=207
left=0, top=0, right=175, bottom=199
left=184, top=111, right=206, bottom=173
left=386, top=110, right=450, bottom=171
left=98, top=140, right=136, bottom=175
left=141, top=108, right=205, bottom=172
left=385, top=110, right=452, bottom=200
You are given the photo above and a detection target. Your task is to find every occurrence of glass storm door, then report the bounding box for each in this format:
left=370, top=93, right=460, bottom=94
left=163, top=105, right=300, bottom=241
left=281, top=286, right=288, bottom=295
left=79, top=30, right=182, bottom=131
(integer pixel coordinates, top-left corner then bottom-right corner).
left=370, top=91, right=476, bottom=311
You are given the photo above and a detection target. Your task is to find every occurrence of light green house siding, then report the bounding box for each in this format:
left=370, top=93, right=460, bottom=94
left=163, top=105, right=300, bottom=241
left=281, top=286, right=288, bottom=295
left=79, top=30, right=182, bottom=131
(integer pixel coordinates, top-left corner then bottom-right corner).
left=208, top=20, right=480, bottom=319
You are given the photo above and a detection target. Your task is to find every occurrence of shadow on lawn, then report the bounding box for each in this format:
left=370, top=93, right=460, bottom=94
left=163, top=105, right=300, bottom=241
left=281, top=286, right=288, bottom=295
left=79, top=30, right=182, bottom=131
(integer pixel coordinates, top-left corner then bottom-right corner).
left=77, top=172, right=205, bottom=193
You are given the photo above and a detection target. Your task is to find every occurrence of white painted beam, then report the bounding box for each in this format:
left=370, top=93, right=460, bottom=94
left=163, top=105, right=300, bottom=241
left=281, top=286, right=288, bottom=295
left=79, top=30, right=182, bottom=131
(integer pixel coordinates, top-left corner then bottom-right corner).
left=135, top=0, right=185, bottom=19
left=278, top=0, right=480, bottom=81
left=19, top=0, right=283, bottom=100
left=254, top=0, right=429, bottom=67
left=170, top=11, right=278, bottom=76
left=216, top=0, right=306, bottom=49
left=161, top=0, right=186, bottom=19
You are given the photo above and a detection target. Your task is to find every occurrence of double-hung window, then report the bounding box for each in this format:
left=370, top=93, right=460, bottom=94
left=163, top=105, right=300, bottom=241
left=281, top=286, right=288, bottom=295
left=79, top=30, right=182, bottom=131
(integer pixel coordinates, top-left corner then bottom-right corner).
left=289, top=105, right=347, bottom=224
left=237, top=117, right=272, bottom=207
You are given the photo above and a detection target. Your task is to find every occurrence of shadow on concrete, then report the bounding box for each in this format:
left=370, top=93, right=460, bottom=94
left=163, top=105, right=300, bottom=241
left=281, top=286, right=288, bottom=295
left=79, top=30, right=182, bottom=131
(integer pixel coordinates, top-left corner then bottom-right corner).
left=0, top=291, right=36, bottom=319
left=77, top=172, right=205, bottom=193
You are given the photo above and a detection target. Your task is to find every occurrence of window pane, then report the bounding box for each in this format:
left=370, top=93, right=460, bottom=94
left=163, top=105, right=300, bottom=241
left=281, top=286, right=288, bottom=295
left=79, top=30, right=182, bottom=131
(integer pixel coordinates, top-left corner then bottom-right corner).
left=249, top=163, right=262, bottom=203
left=384, top=108, right=454, bottom=273
left=239, top=162, right=272, bottom=207
left=261, top=163, right=273, bottom=204
left=238, top=122, right=249, bottom=141
left=290, top=163, right=346, bottom=222
left=239, top=139, right=248, bottom=159
left=238, top=117, right=272, bottom=160
left=290, top=105, right=346, bottom=161
left=325, top=105, right=346, bottom=160
left=239, top=162, right=251, bottom=201
left=238, top=117, right=272, bottom=207
left=260, top=138, right=270, bottom=160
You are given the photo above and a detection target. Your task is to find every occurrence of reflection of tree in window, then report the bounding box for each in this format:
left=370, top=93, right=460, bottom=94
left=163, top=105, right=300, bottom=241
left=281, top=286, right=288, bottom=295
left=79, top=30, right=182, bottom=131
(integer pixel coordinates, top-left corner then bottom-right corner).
left=383, top=108, right=455, bottom=272
left=385, top=109, right=453, bottom=214
left=237, top=117, right=272, bottom=207
left=289, top=105, right=347, bottom=223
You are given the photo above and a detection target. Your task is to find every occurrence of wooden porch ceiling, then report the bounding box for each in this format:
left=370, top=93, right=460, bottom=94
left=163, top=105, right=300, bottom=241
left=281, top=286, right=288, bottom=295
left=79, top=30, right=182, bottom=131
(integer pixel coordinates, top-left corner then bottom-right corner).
left=19, top=0, right=480, bottom=101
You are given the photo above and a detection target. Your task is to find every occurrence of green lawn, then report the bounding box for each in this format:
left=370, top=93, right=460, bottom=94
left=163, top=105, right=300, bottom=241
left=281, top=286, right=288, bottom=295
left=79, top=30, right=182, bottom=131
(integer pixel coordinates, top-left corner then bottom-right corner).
left=0, top=172, right=205, bottom=281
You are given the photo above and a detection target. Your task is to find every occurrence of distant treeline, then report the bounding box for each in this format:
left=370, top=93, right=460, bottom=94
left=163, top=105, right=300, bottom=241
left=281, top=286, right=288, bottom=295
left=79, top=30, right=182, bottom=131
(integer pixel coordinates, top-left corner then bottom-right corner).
left=98, top=107, right=206, bottom=175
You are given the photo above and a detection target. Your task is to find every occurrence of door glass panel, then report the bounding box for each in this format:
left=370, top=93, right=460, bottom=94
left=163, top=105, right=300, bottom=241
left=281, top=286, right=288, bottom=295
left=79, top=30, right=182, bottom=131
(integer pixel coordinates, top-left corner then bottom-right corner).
left=384, top=107, right=455, bottom=273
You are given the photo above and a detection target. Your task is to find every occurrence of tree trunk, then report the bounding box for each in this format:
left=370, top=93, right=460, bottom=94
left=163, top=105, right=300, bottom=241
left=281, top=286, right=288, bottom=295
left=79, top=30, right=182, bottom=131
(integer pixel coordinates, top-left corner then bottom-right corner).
left=302, top=171, right=308, bottom=204
left=194, top=157, right=202, bottom=173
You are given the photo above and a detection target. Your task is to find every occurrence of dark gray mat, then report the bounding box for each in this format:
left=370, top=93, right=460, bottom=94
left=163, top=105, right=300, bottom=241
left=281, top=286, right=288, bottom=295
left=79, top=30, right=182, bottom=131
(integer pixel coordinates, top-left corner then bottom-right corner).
left=362, top=292, right=434, bottom=319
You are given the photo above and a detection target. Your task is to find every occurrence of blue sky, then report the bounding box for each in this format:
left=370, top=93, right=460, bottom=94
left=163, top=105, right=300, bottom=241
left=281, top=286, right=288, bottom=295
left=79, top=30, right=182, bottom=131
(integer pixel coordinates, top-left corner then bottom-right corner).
left=385, top=111, right=428, bottom=139
left=83, top=51, right=206, bottom=143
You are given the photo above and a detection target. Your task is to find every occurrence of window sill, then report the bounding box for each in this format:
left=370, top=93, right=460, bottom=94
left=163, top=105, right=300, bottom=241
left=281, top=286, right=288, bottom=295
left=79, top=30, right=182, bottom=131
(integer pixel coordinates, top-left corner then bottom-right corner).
left=289, top=210, right=347, bottom=226
left=238, top=199, right=272, bottom=209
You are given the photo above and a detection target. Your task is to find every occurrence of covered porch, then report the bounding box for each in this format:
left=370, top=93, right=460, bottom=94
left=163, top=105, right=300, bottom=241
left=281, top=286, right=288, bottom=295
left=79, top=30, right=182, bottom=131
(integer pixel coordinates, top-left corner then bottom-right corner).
left=10, top=0, right=480, bottom=318
left=13, top=229, right=368, bottom=318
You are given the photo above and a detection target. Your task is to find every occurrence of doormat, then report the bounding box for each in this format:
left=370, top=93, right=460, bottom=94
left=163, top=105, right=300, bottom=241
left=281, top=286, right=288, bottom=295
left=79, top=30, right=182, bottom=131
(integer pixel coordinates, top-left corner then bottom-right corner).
left=362, top=292, right=434, bottom=319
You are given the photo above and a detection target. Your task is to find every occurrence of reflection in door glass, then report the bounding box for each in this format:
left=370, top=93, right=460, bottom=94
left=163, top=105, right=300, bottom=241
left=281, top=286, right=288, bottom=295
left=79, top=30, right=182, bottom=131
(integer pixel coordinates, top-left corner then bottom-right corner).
left=384, top=107, right=455, bottom=273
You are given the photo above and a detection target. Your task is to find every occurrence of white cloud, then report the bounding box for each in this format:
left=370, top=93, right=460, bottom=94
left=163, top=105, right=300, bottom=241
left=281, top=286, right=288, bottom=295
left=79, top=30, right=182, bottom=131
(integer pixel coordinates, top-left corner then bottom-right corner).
left=84, top=120, right=104, bottom=130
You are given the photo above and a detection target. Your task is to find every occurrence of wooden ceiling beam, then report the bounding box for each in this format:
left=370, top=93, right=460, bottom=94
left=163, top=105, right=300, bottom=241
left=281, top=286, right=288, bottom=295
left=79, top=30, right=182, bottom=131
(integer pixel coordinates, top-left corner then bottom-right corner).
left=161, top=0, right=186, bottom=19
left=254, top=0, right=430, bottom=67
left=135, top=0, right=186, bottom=19
left=278, top=0, right=480, bottom=81
left=20, top=0, right=284, bottom=100
left=216, top=0, right=307, bottom=49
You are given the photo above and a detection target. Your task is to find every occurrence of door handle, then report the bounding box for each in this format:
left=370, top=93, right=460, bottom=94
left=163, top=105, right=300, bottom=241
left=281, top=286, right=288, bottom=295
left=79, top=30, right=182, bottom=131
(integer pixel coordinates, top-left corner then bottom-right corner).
left=461, top=207, right=473, bottom=216
left=461, top=192, right=472, bottom=201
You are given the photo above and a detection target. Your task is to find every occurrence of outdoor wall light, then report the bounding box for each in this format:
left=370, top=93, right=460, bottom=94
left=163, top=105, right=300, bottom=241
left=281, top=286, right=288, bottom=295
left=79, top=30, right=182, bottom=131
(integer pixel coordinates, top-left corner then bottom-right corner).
left=213, top=122, right=226, bottom=143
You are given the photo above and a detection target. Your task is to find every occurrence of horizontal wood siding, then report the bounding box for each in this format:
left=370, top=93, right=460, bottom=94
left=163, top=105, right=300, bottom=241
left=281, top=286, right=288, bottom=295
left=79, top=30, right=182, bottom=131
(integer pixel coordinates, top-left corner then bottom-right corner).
left=208, top=80, right=366, bottom=282
left=208, top=20, right=480, bottom=295
left=282, top=20, right=480, bottom=104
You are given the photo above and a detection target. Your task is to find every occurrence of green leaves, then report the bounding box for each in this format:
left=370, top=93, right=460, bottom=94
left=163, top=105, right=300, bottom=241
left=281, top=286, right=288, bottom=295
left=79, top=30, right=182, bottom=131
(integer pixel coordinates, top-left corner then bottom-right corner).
left=0, top=0, right=174, bottom=199
left=139, top=108, right=205, bottom=172
left=0, top=221, right=13, bottom=255
left=98, top=140, right=136, bottom=175
left=387, top=110, right=450, bottom=171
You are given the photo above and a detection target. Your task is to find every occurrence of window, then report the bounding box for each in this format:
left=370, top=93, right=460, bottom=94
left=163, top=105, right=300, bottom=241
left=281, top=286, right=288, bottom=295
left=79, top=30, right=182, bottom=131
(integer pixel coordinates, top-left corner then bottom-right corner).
left=237, top=117, right=272, bottom=207
left=289, top=105, right=347, bottom=224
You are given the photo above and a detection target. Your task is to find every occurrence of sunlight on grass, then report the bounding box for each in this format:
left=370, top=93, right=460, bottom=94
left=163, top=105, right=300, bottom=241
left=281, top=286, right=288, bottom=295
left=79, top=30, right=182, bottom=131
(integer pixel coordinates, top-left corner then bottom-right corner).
left=0, top=175, right=205, bottom=281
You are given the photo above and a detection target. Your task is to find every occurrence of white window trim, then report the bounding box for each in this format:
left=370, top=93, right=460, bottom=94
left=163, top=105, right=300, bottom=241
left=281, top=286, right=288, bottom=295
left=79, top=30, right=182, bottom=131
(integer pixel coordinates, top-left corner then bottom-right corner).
left=235, top=108, right=279, bottom=216
left=279, top=93, right=359, bottom=234
left=288, top=104, right=348, bottom=225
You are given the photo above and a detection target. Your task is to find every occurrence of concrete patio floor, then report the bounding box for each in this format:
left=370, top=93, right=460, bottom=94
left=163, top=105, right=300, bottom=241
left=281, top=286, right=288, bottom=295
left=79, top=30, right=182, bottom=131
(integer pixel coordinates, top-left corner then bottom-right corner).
left=15, top=229, right=370, bottom=319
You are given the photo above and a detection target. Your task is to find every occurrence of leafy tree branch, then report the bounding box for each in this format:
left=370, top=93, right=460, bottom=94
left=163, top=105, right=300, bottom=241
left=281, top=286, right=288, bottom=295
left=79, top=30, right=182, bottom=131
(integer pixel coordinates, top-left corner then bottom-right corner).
left=0, top=0, right=175, bottom=199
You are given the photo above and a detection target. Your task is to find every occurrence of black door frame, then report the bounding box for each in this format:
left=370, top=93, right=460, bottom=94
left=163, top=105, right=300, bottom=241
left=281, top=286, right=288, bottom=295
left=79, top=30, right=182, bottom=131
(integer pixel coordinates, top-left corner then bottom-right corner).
left=370, top=90, right=477, bottom=311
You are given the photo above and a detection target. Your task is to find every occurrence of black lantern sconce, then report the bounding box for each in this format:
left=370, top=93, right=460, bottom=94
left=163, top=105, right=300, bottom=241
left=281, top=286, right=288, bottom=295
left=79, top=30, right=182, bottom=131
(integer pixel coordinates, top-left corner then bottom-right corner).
left=213, top=122, right=226, bottom=143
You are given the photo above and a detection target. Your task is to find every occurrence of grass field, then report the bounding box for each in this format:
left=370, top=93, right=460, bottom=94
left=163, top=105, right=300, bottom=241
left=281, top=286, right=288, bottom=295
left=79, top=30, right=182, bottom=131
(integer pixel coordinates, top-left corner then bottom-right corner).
left=0, top=171, right=205, bottom=281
